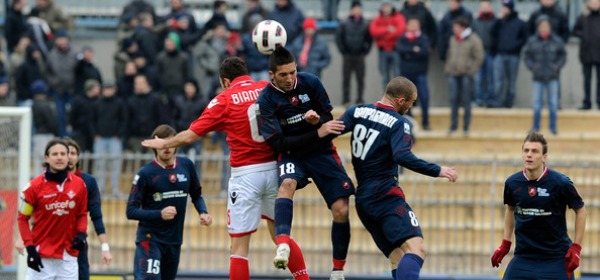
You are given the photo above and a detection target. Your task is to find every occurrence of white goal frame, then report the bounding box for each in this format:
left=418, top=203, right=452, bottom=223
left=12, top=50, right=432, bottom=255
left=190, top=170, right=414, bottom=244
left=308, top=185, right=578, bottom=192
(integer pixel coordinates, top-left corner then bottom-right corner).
left=0, top=107, right=32, bottom=280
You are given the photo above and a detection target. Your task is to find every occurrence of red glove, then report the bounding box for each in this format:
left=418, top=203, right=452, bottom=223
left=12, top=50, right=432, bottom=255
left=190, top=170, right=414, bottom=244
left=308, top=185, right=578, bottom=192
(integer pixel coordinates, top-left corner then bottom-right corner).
left=491, top=239, right=512, bottom=267
left=565, top=243, right=582, bottom=272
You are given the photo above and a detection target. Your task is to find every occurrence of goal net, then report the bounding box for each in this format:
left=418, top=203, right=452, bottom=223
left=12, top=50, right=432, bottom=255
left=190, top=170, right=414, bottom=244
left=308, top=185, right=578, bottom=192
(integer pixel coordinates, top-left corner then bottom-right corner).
left=0, top=107, right=31, bottom=280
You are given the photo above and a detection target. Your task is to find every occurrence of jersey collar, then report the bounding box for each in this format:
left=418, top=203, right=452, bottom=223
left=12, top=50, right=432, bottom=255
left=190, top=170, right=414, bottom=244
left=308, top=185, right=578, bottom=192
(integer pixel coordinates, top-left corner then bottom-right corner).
left=229, top=75, right=254, bottom=89
left=522, top=165, right=549, bottom=181
left=375, top=101, right=396, bottom=111
left=153, top=158, right=178, bottom=170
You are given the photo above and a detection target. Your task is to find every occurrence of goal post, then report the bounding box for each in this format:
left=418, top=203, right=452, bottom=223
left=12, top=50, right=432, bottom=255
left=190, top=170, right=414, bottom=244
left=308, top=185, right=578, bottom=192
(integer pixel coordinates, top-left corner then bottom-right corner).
left=0, top=107, right=31, bottom=280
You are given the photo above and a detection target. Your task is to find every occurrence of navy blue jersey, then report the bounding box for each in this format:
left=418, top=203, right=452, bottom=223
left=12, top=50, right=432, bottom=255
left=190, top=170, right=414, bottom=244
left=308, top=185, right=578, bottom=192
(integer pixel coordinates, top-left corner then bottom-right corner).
left=126, top=156, right=208, bottom=245
left=338, top=103, right=440, bottom=198
left=503, top=167, right=584, bottom=259
left=256, top=72, right=335, bottom=157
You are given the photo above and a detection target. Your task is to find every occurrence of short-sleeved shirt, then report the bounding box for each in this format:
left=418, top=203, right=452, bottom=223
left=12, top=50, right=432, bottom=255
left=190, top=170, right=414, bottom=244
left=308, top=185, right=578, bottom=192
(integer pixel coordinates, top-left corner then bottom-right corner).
left=503, top=167, right=584, bottom=259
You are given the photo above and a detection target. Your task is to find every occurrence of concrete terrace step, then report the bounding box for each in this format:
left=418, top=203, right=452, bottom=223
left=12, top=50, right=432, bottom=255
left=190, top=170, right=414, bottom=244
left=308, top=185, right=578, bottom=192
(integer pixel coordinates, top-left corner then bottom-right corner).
left=330, top=107, right=600, bottom=156
left=332, top=107, right=600, bottom=134
left=332, top=129, right=600, bottom=157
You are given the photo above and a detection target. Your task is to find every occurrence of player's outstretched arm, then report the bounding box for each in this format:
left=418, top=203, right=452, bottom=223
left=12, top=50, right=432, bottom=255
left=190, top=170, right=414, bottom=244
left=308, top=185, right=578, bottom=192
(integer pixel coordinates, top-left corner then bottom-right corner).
left=438, top=166, right=458, bottom=182
left=317, top=120, right=345, bottom=138
left=141, top=130, right=199, bottom=149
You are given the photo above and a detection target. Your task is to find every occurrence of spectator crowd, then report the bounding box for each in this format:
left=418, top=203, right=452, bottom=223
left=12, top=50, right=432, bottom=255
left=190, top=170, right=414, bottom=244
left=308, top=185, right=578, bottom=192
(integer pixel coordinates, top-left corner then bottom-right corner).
left=1, top=0, right=600, bottom=193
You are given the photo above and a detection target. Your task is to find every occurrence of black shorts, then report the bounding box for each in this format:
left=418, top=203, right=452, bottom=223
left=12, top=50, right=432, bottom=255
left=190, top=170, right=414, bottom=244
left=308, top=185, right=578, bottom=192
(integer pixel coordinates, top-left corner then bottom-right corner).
left=356, top=187, right=423, bottom=257
left=134, top=236, right=181, bottom=280
left=278, top=150, right=355, bottom=208
left=504, top=256, right=573, bottom=280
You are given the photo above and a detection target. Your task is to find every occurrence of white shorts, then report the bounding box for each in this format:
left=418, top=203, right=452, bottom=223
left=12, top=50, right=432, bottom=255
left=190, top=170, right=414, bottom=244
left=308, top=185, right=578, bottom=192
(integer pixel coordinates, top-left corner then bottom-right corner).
left=27, top=251, right=78, bottom=280
left=227, top=161, right=278, bottom=236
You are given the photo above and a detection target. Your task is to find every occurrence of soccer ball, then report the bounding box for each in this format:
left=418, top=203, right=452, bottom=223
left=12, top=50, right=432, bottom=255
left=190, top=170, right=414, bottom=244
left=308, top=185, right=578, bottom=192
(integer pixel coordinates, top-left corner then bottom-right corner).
left=252, top=20, right=287, bottom=55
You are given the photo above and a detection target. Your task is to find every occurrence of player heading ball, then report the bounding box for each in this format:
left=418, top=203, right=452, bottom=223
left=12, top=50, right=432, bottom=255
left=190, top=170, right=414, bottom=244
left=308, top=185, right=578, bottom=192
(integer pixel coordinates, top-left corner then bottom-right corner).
left=257, top=45, right=354, bottom=280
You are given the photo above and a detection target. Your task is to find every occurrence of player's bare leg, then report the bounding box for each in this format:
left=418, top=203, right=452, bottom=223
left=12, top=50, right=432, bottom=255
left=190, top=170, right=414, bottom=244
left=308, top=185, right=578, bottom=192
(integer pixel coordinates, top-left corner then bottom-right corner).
left=268, top=220, right=310, bottom=279
left=388, top=247, right=405, bottom=279
left=273, top=178, right=298, bottom=269
left=329, top=197, right=351, bottom=280
left=230, top=235, right=251, bottom=280
left=396, top=237, right=426, bottom=280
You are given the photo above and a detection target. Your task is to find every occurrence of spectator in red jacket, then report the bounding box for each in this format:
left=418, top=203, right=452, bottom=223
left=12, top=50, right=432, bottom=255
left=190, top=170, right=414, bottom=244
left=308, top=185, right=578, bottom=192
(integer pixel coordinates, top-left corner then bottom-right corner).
left=369, top=0, right=406, bottom=90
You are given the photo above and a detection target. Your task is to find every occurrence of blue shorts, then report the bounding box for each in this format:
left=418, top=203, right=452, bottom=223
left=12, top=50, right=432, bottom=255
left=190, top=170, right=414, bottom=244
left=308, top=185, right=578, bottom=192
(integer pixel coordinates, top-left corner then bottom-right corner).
left=504, top=256, right=573, bottom=280
left=355, top=186, right=423, bottom=257
left=134, top=237, right=181, bottom=280
left=278, top=150, right=355, bottom=207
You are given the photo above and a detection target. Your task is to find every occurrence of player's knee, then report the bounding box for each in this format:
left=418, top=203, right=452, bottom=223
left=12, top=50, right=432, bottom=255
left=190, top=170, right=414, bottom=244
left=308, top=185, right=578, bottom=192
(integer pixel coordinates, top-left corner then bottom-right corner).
left=416, top=245, right=427, bottom=260
left=405, top=238, right=426, bottom=260
left=278, top=179, right=297, bottom=198
left=230, top=236, right=251, bottom=257
left=330, top=197, right=350, bottom=222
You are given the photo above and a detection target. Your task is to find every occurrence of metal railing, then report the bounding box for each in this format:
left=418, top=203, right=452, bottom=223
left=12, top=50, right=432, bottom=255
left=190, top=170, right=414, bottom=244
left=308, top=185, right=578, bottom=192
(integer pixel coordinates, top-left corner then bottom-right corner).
left=3, top=151, right=599, bottom=277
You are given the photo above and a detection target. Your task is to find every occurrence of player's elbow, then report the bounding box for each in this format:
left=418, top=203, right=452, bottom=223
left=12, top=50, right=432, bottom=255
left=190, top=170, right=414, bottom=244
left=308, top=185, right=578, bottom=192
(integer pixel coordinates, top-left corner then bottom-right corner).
left=125, top=206, right=136, bottom=220
left=266, top=138, right=288, bottom=154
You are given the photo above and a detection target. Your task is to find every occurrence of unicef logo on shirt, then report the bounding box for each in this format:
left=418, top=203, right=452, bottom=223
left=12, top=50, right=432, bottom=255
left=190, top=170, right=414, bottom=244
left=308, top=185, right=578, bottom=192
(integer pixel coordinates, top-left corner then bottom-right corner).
left=153, top=193, right=163, bottom=202
left=69, top=201, right=76, bottom=209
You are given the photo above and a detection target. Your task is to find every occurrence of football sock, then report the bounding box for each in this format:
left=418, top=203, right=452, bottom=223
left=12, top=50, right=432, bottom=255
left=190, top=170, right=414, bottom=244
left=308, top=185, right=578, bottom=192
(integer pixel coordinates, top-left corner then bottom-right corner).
left=229, top=255, right=249, bottom=280
left=392, top=269, right=398, bottom=280
left=275, top=198, right=294, bottom=244
left=331, top=221, right=350, bottom=270
left=396, top=253, right=424, bottom=280
left=288, top=239, right=309, bottom=280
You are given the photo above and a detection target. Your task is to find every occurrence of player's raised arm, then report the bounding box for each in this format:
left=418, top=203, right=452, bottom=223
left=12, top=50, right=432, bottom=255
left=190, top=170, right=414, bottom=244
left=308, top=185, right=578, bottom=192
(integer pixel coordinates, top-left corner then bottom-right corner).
left=142, top=130, right=199, bottom=150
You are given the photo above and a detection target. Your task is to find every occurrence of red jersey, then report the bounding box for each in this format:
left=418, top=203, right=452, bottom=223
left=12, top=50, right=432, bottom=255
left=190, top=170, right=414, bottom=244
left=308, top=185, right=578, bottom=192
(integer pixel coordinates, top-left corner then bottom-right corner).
left=17, top=172, right=88, bottom=259
left=189, top=76, right=274, bottom=167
